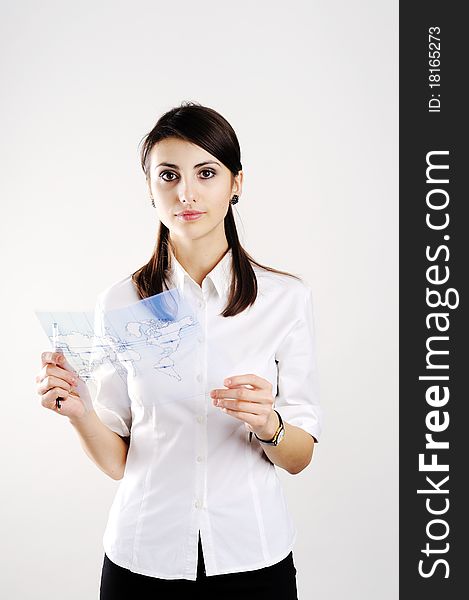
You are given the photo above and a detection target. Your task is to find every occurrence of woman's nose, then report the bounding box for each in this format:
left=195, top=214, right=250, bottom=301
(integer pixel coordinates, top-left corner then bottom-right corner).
left=177, top=180, right=198, bottom=204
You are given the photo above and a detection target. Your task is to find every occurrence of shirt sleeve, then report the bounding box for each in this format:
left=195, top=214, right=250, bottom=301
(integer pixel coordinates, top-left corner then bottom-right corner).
left=274, top=284, right=323, bottom=442
left=90, top=296, right=132, bottom=438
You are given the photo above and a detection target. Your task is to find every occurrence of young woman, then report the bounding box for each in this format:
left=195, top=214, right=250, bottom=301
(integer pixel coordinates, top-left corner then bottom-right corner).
left=36, top=102, right=323, bottom=599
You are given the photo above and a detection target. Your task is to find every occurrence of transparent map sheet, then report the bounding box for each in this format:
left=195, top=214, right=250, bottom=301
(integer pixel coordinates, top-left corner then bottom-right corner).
left=35, top=288, right=201, bottom=393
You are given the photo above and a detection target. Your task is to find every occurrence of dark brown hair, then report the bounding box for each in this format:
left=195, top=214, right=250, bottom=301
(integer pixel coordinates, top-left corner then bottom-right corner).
left=131, top=101, right=301, bottom=317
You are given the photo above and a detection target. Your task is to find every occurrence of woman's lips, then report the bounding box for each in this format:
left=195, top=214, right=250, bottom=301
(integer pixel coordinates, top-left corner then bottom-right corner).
left=176, top=212, right=205, bottom=221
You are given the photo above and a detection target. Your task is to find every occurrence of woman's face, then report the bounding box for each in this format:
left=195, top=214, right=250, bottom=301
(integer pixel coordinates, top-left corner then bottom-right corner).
left=147, top=137, right=242, bottom=244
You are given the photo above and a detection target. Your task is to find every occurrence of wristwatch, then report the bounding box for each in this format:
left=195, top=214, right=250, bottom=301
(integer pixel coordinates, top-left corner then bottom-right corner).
left=252, top=409, right=285, bottom=446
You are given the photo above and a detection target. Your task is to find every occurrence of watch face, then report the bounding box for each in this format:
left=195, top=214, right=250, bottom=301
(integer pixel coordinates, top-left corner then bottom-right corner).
left=275, top=427, right=285, bottom=445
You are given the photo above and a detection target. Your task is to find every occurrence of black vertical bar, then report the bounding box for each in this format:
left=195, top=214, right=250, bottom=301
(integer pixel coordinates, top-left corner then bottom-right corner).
left=400, top=2, right=466, bottom=597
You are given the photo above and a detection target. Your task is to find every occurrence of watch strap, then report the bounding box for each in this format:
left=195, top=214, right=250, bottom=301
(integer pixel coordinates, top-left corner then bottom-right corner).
left=254, top=409, right=284, bottom=445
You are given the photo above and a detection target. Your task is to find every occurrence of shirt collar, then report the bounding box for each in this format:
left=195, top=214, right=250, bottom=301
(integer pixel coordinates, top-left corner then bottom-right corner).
left=167, top=247, right=233, bottom=299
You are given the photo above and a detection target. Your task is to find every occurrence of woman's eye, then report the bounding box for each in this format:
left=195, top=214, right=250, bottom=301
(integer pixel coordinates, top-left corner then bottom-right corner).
left=200, top=169, right=215, bottom=179
left=160, top=171, right=177, bottom=182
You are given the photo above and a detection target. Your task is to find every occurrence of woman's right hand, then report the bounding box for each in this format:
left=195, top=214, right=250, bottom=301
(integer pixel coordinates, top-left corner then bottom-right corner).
left=36, top=351, right=94, bottom=420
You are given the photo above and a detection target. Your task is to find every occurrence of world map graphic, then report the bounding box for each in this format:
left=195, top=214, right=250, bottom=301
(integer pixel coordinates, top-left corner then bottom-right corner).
left=35, top=288, right=200, bottom=384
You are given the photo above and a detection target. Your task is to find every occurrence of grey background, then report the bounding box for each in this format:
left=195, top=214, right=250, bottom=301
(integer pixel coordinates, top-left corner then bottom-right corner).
left=0, top=1, right=398, bottom=598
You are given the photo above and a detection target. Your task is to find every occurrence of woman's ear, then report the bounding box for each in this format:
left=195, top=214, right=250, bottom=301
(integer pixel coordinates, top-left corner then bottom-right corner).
left=233, top=170, right=243, bottom=196
left=146, top=177, right=153, bottom=199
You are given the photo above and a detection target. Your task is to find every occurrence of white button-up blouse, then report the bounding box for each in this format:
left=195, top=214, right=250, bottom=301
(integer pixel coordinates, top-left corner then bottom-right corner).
left=91, top=247, right=323, bottom=580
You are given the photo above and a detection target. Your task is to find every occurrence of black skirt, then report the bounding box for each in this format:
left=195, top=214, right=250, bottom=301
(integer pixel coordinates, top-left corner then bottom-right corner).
left=100, top=533, right=298, bottom=599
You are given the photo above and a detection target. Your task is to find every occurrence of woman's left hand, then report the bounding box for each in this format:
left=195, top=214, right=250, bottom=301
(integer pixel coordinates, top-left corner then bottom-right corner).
left=210, top=374, right=279, bottom=440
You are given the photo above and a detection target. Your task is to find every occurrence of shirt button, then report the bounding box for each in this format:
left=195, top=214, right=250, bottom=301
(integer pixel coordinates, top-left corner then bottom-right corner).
left=197, top=415, right=204, bottom=423
left=195, top=499, right=203, bottom=509
left=196, top=373, right=202, bottom=382
left=197, top=336, right=204, bottom=343
left=198, top=300, right=204, bottom=308
left=196, top=455, right=204, bottom=463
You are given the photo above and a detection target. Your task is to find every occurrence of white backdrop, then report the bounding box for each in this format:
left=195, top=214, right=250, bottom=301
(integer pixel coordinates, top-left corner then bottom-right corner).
left=0, top=1, right=398, bottom=598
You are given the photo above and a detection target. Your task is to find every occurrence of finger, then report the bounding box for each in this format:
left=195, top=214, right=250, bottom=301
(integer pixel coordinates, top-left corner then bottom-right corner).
left=210, top=387, right=261, bottom=403
left=37, top=374, right=74, bottom=396
left=38, top=364, right=78, bottom=387
left=223, top=374, right=271, bottom=391
left=41, top=351, right=66, bottom=367
left=43, top=390, right=80, bottom=411
left=41, top=350, right=76, bottom=376
left=214, top=398, right=266, bottom=415
left=225, top=383, right=255, bottom=390
left=41, top=387, right=70, bottom=406
left=218, top=406, right=261, bottom=428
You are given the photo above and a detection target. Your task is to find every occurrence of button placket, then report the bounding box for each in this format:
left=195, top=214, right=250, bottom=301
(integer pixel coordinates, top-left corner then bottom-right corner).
left=194, top=292, right=207, bottom=518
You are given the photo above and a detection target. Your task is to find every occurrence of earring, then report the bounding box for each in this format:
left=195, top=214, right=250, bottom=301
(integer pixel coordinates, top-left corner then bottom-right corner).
left=151, top=198, right=156, bottom=208
left=230, top=195, right=239, bottom=205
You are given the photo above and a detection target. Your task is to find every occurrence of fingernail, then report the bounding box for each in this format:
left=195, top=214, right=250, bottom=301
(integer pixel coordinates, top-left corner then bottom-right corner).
left=224, top=379, right=231, bottom=385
